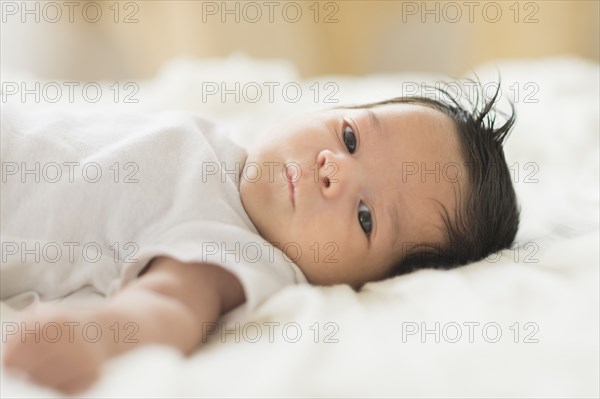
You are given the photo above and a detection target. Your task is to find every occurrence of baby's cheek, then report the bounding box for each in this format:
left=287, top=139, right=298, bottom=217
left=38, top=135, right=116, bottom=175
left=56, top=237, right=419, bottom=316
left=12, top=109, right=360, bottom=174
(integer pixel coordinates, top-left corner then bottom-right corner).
left=303, top=240, right=345, bottom=272
left=243, top=164, right=260, bottom=182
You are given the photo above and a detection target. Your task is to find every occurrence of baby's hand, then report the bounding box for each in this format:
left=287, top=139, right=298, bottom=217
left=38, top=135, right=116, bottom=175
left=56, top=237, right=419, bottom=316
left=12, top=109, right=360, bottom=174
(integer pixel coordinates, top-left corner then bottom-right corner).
left=2, top=303, right=107, bottom=395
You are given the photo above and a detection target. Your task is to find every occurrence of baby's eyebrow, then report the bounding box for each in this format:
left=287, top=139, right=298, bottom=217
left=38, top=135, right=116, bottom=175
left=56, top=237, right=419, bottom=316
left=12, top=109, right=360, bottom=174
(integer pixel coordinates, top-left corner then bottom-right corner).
left=364, top=108, right=400, bottom=251
left=386, top=200, right=401, bottom=252
left=365, top=109, right=382, bottom=137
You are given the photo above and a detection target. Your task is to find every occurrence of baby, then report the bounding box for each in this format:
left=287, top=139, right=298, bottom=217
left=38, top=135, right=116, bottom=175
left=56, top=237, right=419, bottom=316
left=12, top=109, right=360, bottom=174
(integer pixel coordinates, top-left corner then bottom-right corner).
left=1, top=81, right=519, bottom=394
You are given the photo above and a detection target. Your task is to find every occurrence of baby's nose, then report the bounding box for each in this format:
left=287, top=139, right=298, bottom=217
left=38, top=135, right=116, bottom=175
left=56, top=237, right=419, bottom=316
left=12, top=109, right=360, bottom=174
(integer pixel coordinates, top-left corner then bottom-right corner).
left=317, top=149, right=350, bottom=199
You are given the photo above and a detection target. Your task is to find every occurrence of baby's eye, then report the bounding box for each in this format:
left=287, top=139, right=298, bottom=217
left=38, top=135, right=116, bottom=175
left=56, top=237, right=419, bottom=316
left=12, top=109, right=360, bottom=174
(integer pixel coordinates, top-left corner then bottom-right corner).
left=343, top=124, right=357, bottom=154
left=358, top=202, right=373, bottom=236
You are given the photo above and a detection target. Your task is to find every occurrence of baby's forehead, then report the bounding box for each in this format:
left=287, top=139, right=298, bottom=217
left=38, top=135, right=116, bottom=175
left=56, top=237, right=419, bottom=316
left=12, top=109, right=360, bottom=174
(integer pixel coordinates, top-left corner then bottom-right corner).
left=343, top=103, right=455, bottom=135
left=323, top=102, right=447, bottom=122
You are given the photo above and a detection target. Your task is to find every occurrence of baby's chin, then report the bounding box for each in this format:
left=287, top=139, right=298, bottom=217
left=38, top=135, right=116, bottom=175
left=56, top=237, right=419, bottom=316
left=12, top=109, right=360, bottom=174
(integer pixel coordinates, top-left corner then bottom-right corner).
left=289, top=259, right=351, bottom=287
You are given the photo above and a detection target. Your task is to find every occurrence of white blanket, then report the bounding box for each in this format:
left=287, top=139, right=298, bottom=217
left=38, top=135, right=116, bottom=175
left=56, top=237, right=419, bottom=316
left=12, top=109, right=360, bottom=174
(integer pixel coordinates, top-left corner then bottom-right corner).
left=1, top=55, right=598, bottom=397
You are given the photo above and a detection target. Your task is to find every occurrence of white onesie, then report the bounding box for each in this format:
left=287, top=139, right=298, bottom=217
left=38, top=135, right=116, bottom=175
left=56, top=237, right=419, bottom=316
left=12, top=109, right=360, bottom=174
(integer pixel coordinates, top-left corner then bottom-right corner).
left=0, top=105, right=307, bottom=313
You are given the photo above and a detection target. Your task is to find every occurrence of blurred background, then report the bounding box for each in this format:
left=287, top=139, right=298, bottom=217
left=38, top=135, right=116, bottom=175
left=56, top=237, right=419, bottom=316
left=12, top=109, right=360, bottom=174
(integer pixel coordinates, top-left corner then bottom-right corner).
left=1, top=0, right=598, bottom=80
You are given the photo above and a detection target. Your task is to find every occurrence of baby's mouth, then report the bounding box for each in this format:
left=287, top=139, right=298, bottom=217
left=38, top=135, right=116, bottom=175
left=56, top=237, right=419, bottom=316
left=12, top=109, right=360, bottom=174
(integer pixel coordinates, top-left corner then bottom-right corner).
left=286, top=165, right=297, bottom=208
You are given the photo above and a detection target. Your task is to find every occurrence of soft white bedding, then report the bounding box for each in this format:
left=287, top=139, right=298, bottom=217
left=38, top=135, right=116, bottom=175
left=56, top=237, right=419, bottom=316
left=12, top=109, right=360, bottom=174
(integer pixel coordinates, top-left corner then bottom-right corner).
left=1, top=55, right=598, bottom=397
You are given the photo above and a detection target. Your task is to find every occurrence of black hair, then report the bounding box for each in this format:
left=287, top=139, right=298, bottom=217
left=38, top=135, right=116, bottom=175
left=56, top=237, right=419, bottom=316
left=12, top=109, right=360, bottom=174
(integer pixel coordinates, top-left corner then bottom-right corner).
left=347, top=78, right=520, bottom=277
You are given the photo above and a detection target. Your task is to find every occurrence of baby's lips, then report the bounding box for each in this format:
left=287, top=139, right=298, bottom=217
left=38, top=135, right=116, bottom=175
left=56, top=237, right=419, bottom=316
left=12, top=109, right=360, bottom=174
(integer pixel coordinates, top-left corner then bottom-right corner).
left=285, top=163, right=300, bottom=185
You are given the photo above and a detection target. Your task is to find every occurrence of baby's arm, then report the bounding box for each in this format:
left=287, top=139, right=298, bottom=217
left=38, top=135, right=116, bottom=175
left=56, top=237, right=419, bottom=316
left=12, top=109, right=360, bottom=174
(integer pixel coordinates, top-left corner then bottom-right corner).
left=2, top=257, right=245, bottom=394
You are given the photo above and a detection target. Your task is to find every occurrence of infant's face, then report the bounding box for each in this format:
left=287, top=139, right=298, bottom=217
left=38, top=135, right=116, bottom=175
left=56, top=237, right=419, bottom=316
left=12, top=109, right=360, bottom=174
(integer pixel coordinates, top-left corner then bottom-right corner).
left=240, top=103, right=464, bottom=287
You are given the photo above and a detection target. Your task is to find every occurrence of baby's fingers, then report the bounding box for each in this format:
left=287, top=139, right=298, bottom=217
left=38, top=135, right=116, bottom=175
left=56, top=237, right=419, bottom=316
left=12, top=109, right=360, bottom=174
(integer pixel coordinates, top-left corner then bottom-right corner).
left=55, top=369, right=98, bottom=396
left=4, top=338, right=99, bottom=395
left=27, top=349, right=99, bottom=395
left=3, top=332, right=56, bottom=373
